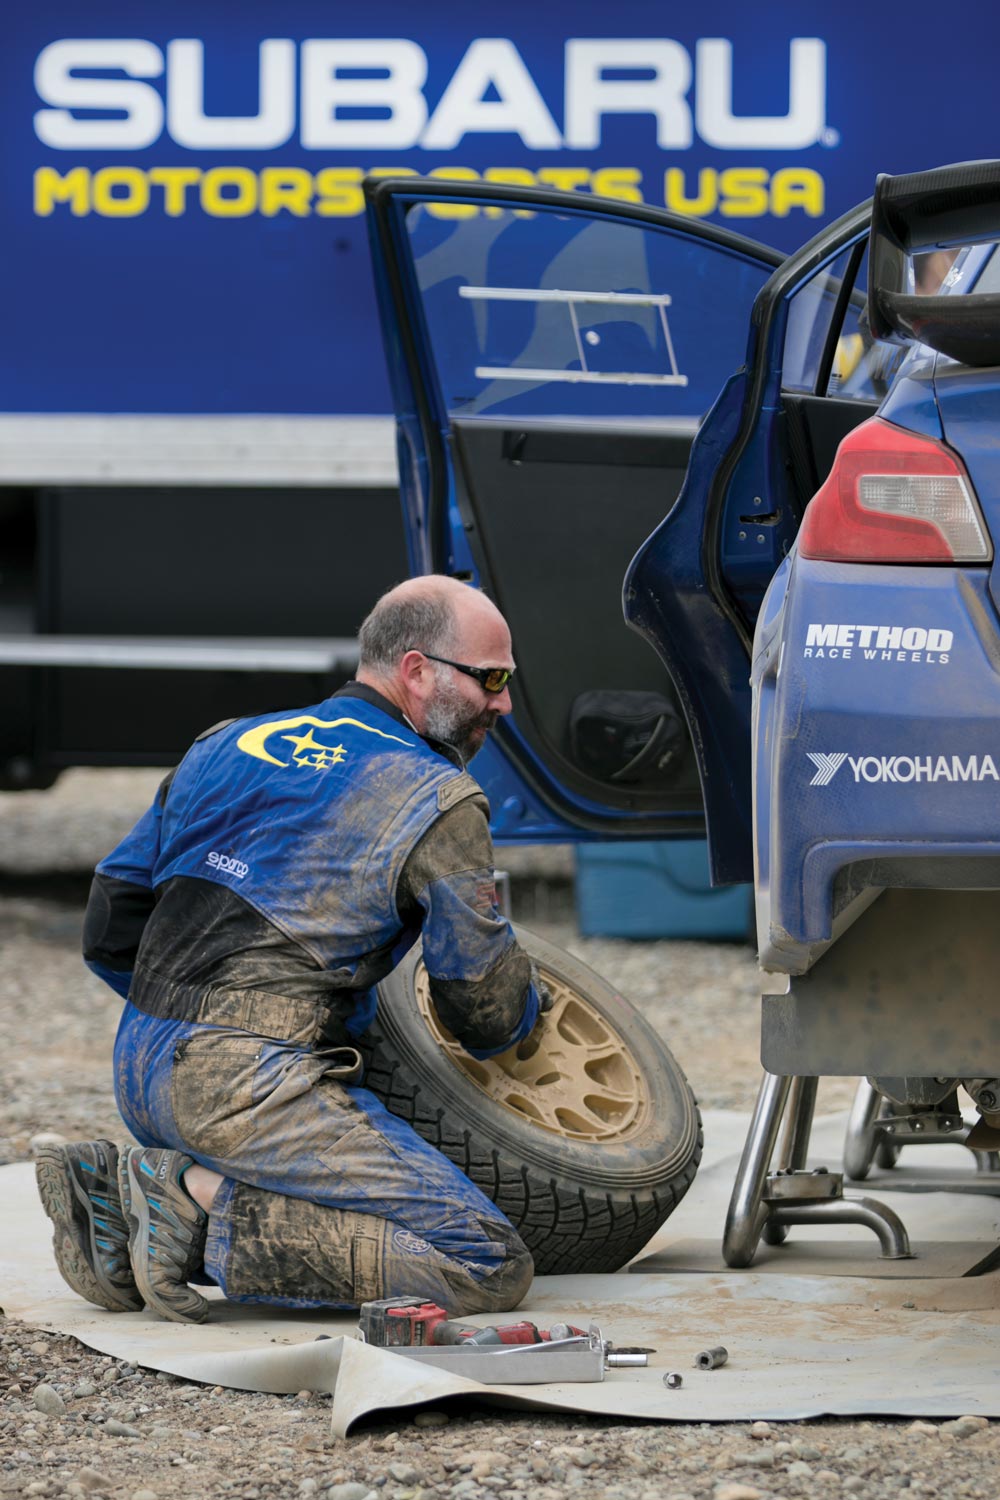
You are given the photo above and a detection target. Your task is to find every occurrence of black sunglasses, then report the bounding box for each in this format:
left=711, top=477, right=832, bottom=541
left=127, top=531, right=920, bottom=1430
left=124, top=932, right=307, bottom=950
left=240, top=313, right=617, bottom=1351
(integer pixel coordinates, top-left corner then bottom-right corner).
left=411, top=650, right=515, bottom=695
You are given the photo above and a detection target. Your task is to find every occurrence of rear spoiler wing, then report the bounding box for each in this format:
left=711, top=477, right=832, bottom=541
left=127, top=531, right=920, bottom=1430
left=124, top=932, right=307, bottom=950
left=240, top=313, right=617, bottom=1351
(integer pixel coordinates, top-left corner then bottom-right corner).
left=868, top=160, right=1000, bottom=366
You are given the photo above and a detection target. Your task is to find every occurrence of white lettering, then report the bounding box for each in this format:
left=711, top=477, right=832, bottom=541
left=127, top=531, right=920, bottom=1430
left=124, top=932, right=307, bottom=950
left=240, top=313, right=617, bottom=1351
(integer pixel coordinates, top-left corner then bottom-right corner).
left=695, top=38, right=826, bottom=149
left=167, top=39, right=295, bottom=148
left=564, top=38, right=692, bottom=149
left=806, top=624, right=838, bottom=647
left=34, top=34, right=835, bottom=154
left=423, top=39, right=560, bottom=149
left=207, top=850, right=249, bottom=879
left=34, top=39, right=164, bottom=149
left=840, top=752, right=996, bottom=786
left=805, top=623, right=954, bottom=664
left=301, top=39, right=428, bottom=149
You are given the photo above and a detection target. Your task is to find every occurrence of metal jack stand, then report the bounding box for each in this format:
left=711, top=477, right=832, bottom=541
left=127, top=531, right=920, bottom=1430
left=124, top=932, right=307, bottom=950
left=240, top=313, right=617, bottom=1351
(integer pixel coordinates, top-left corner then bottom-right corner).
left=723, top=1072, right=913, bottom=1268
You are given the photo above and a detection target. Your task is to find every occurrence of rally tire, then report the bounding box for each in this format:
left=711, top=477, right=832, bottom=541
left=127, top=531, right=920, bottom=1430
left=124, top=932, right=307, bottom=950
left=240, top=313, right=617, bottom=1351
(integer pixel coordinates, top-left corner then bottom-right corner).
left=360, top=924, right=702, bottom=1274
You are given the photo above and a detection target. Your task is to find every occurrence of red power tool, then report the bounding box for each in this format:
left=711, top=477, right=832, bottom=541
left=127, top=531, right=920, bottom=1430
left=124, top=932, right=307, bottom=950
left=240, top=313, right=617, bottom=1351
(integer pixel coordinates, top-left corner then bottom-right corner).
left=359, top=1296, right=584, bottom=1349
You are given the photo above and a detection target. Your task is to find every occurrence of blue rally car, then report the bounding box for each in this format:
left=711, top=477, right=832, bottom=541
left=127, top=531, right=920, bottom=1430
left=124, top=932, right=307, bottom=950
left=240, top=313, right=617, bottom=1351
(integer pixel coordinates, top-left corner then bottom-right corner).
left=365, top=161, right=1000, bottom=1262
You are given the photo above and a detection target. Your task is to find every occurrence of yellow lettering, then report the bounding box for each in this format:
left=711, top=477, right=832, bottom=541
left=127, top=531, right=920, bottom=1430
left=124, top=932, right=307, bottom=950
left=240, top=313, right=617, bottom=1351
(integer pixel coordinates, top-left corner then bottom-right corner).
left=92, top=166, right=149, bottom=217
left=771, top=167, right=824, bottom=218
left=719, top=167, right=769, bottom=218
left=314, top=167, right=364, bottom=217
left=34, top=165, right=90, bottom=216
left=259, top=167, right=314, bottom=218
left=537, top=167, right=591, bottom=193
left=201, top=166, right=258, bottom=218
left=592, top=167, right=643, bottom=205
left=149, top=166, right=201, bottom=217
left=426, top=166, right=480, bottom=219
left=664, top=167, right=718, bottom=217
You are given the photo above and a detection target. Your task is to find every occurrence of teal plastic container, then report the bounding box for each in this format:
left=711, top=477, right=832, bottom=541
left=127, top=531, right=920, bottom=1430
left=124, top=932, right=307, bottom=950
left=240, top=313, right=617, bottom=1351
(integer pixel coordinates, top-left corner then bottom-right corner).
left=575, top=840, right=753, bottom=941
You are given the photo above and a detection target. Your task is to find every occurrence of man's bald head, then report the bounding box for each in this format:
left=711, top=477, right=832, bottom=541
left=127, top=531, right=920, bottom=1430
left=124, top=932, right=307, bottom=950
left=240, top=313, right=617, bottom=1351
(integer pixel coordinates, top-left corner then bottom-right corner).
left=356, top=576, right=514, bottom=761
left=357, top=576, right=503, bottom=678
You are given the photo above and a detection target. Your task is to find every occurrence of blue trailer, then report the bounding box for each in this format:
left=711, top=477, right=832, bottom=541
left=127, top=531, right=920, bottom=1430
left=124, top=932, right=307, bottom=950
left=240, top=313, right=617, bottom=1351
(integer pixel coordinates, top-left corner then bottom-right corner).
left=2, top=4, right=996, bottom=786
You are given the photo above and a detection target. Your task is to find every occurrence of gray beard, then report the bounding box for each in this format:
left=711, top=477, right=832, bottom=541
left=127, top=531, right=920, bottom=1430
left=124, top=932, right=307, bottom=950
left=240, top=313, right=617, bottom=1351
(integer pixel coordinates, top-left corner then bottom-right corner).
left=423, top=676, right=492, bottom=764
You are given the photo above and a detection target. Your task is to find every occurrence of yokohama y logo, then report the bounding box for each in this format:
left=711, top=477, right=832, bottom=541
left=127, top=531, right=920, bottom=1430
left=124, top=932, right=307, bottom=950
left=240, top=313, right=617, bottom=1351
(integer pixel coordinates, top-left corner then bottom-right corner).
left=808, top=753, right=1000, bottom=786
left=807, top=752, right=847, bottom=786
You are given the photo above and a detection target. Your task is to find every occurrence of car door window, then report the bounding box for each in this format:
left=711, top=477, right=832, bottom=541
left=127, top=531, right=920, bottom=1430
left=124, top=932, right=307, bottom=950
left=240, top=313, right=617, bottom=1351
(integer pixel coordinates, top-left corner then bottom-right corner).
left=782, top=244, right=863, bottom=395
left=783, top=242, right=910, bottom=404
left=406, top=203, right=774, bottom=422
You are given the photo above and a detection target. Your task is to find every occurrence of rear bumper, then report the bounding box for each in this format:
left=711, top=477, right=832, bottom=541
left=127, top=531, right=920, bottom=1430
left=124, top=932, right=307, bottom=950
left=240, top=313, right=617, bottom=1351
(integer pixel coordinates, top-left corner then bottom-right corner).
left=753, top=554, right=1000, bottom=974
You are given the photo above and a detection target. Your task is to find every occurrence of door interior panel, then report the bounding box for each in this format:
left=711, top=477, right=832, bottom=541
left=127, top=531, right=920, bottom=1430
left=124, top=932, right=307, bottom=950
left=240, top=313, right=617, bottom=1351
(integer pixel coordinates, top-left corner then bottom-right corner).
left=452, top=418, right=704, bottom=809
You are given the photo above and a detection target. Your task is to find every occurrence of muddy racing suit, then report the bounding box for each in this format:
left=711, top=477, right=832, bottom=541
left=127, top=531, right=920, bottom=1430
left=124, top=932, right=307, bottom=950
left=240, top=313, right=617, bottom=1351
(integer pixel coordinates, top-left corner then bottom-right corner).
left=83, top=682, right=540, bottom=1313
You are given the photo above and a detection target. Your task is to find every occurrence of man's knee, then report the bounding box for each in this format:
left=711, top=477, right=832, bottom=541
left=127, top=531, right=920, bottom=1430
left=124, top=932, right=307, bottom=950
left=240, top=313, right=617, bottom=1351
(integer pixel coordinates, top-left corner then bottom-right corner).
left=444, top=1226, right=534, bottom=1317
left=478, top=1235, right=535, bottom=1313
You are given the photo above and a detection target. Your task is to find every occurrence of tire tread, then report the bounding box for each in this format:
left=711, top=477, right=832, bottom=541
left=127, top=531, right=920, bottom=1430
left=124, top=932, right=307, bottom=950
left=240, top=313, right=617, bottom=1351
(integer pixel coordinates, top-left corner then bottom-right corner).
left=359, top=1022, right=703, bottom=1275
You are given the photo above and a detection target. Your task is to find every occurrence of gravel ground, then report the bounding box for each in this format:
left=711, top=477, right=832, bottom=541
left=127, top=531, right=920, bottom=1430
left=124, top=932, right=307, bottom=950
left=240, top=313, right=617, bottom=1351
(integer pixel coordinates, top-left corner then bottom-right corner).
left=0, top=770, right=994, bottom=1496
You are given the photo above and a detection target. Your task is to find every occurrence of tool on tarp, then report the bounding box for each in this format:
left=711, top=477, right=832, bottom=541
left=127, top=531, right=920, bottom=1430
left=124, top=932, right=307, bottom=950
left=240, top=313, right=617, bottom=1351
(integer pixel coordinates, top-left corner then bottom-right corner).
left=359, top=1295, right=583, bottom=1348
left=358, top=1297, right=647, bottom=1385
left=694, top=1345, right=729, bottom=1370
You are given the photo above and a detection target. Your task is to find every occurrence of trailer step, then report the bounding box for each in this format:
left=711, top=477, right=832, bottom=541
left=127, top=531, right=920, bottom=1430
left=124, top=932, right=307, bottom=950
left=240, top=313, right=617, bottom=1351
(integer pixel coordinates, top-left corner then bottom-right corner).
left=0, top=635, right=359, bottom=674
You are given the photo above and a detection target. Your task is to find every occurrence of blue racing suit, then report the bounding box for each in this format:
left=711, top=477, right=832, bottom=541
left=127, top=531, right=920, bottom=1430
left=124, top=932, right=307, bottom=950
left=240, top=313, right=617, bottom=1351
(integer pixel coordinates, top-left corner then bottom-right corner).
left=83, top=682, right=540, bottom=1313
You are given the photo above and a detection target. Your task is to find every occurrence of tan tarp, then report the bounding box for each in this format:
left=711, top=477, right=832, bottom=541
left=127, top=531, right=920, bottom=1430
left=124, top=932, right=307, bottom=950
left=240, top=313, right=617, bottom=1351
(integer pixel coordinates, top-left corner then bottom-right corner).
left=5, top=1111, right=999, bottom=1433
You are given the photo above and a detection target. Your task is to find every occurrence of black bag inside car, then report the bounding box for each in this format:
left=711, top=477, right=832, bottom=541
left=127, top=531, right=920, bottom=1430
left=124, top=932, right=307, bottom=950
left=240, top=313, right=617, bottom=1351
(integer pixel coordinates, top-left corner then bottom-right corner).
left=569, top=690, right=685, bottom=785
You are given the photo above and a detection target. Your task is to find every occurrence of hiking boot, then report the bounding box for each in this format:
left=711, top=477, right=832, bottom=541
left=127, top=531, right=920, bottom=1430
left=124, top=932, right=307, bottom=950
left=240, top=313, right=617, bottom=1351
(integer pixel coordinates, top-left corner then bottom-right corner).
left=35, top=1139, right=143, bottom=1312
left=118, top=1146, right=210, bottom=1324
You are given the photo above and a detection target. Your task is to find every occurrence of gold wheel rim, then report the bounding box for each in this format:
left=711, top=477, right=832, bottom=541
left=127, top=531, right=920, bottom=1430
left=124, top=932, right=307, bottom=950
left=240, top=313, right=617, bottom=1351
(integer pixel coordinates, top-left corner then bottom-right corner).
left=415, top=962, right=650, bottom=1142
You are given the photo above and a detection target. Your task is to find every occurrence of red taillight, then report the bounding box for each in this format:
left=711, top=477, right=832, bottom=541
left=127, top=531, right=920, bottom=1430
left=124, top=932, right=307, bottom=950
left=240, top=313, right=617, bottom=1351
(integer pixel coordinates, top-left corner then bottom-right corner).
left=797, top=417, right=992, bottom=564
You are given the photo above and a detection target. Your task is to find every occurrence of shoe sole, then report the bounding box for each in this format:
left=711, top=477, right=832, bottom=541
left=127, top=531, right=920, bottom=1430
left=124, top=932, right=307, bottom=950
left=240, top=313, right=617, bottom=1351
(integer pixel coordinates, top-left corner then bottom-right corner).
left=118, top=1148, right=209, bottom=1325
left=35, top=1146, right=143, bottom=1313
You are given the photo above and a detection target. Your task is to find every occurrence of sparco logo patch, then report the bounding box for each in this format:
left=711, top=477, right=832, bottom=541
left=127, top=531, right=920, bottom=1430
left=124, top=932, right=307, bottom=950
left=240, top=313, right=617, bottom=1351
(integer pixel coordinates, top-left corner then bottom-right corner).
left=808, top=753, right=999, bottom=786
left=207, top=850, right=249, bottom=879
left=803, top=624, right=952, bottom=664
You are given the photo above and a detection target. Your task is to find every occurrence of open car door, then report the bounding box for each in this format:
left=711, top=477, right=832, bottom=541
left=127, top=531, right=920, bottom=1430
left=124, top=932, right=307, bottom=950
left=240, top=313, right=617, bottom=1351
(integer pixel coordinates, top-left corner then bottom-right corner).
left=364, top=178, right=782, bottom=849
left=627, top=199, right=882, bottom=882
